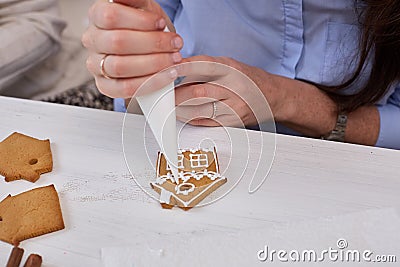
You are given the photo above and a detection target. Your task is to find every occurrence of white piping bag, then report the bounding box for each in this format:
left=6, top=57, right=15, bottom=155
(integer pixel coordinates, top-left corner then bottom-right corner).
left=136, top=27, right=179, bottom=183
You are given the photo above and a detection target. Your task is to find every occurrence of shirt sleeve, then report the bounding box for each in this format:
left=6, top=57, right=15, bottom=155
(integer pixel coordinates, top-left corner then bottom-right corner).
left=0, top=0, right=66, bottom=92
left=155, top=0, right=181, bottom=21
left=375, top=86, right=400, bottom=150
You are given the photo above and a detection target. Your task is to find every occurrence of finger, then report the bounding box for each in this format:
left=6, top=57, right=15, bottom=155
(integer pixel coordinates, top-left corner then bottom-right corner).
left=109, top=0, right=177, bottom=32
left=112, top=0, right=149, bottom=9
left=183, top=115, right=245, bottom=128
left=175, top=101, right=232, bottom=121
left=185, top=118, right=221, bottom=127
left=83, top=26, right=183, bottom=55
left=177, top=117, right=220, bottom=127
left=86, top=52, right=182, bottom=78
left=94, top=67, right=177, bottom=98
left=175, top=83, right=230, bottom=106
left=176, top=56, right=232, bottom=78
left=95, top=75, right=151, bottom=98
left=176, top=102, right=214, bottom=121
left=90, top=1, right=165, bottom=30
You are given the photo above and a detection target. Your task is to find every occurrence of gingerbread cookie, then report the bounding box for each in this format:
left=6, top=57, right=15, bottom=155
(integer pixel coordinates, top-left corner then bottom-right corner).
left=0, top=185, right=65, bottom=245
left=151, top=147, right=227, bottom=210
left=0, top=132, right=53, bottom=183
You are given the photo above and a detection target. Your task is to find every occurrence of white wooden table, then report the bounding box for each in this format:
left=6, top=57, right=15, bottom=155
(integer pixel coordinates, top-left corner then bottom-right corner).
left=0, top=96, right=399, bottom=266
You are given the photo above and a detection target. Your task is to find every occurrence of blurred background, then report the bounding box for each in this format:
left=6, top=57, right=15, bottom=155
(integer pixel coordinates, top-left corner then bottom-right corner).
left=0, top=0, right=114, bottom=110
left=41, top=0, right=113, bottom=110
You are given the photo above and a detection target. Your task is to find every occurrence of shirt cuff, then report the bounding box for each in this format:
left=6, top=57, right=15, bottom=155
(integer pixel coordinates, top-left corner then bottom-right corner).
left=114, top=98, right=127, bottom=113
left=376, top=104, right=400, bottom=150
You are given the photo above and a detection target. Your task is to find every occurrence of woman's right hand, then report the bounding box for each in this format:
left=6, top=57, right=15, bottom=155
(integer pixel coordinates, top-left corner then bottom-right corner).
left=82, top=0, right=183, bottom=98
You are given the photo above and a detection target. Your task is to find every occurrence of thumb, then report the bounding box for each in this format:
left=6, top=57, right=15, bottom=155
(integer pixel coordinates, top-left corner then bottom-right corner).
left=110, top=0, right=176, bottom=32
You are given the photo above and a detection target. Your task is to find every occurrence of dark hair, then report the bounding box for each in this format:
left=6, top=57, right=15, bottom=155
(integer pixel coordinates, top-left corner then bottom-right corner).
left=317, top=0, right=400, bottom=112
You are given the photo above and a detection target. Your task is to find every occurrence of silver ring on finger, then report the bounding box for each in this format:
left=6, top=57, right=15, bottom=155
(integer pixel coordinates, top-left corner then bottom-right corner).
left=211, top=101, right=218, bottom=119
left=100, top=54, right=113, bottom=79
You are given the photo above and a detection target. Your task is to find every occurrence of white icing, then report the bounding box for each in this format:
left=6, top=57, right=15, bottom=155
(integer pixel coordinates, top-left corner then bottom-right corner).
left=158, top=147, right=219, bottom=175
left=151, top=177, right=226, bottom=207
left=166, top=154, right=184, bottom=170
left=156, top=170, right=222, bottom=186
left=156, top=172, right=175, bottom=185
left=175, top=183, right=195, bottom=195
left=159, top=187, right=173, bottom=204
left=189, top=153, right=209, bottom=168
left=177, top=154, right=184, bottom=169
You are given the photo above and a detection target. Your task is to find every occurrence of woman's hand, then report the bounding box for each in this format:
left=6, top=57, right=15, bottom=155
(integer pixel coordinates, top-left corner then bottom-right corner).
left=82, top=0, right=183, bottom=98
left=173, top=56, right=380, bottom=147
left=174, top=56, right=287, bottom=127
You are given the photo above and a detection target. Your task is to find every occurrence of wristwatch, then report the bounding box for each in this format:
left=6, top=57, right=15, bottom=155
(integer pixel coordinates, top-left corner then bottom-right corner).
left=322, top=113, right=348, bottom=142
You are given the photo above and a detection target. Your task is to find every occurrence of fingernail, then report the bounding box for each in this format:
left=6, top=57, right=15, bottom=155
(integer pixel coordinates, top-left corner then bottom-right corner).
left=169, top=68, right=178, bottom=79
left=172, top=52, right=182, bottom=63
left=156, top=18, right=166, bottom=30
left=172, top=37, right=183, bottom=49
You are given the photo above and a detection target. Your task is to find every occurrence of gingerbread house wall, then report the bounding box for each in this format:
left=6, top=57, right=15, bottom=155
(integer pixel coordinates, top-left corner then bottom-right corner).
left=156, top=148, right=219, bottom=177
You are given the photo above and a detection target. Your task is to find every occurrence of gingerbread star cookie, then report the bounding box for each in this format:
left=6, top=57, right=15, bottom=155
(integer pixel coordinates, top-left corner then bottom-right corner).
left=0, top=132, right=53, bottom=183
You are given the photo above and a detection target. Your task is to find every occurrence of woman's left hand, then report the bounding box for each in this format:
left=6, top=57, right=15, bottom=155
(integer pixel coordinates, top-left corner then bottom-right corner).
left=174, top=56, right=286, bottom=127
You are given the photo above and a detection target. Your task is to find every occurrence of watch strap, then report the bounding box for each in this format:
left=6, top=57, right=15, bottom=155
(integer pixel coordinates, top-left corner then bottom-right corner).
left=322, top=113, right=348, bottom=142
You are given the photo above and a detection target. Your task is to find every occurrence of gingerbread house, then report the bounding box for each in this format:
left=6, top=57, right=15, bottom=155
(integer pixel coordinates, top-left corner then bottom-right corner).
left=150, top=147, right=227, bottom=210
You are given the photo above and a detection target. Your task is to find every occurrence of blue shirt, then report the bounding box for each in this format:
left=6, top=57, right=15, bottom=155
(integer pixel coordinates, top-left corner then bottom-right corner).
left=117, top=0, right=400, bottom=149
